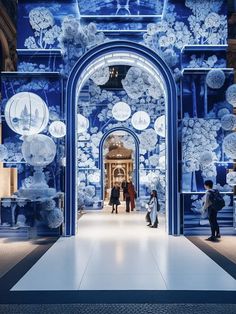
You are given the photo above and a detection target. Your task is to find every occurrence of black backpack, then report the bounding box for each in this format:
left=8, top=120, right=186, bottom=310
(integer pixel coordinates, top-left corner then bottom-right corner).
left=208, top=189, right=225, bottom=211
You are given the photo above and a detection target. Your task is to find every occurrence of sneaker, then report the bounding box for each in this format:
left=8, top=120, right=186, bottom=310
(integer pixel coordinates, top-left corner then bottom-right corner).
left=205, top=236, right=217, bottom=242
left=216, top=234, right=221, bottom=238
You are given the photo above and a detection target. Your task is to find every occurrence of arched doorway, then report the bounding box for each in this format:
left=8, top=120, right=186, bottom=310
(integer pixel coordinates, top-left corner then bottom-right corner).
left=65, top=41, right=179, bottom=236
left=99, top=127, right=140, bottom=202
left=103, top=130, right=135, bottom=202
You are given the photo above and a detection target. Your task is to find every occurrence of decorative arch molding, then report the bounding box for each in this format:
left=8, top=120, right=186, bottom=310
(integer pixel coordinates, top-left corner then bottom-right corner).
left=65, top=40, right=179, bottom=236
left=98, top=127, right=140, bottom=200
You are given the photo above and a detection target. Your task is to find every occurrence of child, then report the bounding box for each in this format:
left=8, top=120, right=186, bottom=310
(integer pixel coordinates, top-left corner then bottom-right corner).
left=146, top=190, right=159, bottom=228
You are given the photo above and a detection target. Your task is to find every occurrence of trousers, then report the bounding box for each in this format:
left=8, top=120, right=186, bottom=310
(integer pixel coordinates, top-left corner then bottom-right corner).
left=208, top=207, right=220, bottom=237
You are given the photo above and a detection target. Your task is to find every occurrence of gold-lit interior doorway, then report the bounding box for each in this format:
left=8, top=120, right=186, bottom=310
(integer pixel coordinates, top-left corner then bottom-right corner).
left=103, top=131, right=135, bottom=200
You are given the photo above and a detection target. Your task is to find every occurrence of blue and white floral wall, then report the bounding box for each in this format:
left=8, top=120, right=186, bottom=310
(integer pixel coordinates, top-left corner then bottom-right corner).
left=1, top=0, right=236, bottom=235
left=77, top=80, right=166, bottom=209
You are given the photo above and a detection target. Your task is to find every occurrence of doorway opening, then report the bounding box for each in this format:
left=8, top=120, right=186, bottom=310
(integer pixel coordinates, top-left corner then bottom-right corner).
left=103, top=130, right=136, bottom=202
left=76, top=57, right=167, bottom=223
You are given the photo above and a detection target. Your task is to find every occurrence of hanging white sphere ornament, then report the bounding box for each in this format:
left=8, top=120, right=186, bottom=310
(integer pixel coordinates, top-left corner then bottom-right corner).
left=77, top=114, right=89, bottom=133
left=112, top=102, right=131, bottom=121
left=217, top=108, right=231, bottom=119
left=0, top=144, right=8, bottom=161
left=49, top=121, right=66, bottom=138
left=90, top=67, right=110, bottom=85
left=223, top=132, right=236, bottom=159
left=221, top=114, right=236, bottom=131
left=206, top=69, right=225, bottom=89
left=131, top=111, right=150, bottom=131
left=226, top=172, right=236, bottom=186
left=154, top=115, right=166, bottom=137
left=4, top=92, right=49, bottom=135
left=22, top=134, right=56, bottom=167
left=226, top=84, right=236, bottom=107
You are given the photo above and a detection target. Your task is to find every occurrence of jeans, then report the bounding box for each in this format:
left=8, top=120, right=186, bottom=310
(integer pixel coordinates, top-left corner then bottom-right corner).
left=208, top=206, right=220, bottom=237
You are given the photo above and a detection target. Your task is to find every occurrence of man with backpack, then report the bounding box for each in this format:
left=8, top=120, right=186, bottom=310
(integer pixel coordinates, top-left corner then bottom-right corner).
left=202, top=180, right=225, bottom=242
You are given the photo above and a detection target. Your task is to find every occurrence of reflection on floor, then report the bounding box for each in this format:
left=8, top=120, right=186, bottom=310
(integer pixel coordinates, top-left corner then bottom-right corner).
left=198, top=236, right=236, bottom=264
left=0, top=238, right=39, bottom=278
left=12, top=206, right=236, bottom=291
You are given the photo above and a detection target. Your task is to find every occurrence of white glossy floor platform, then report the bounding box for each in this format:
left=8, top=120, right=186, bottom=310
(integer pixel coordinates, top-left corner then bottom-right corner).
left=12, top=207, right=236, bottom=291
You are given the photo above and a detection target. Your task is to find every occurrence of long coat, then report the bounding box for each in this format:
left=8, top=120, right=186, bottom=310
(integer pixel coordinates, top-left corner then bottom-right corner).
left=110, top=187, right=120, bottom=205
left=148, top=196, right=158, bottom=225
left=128, top=183, right=136, bottom=210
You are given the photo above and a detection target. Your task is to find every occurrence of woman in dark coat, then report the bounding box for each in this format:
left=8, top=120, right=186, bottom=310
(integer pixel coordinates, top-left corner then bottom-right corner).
left=110, top=183, right=120, bottom=214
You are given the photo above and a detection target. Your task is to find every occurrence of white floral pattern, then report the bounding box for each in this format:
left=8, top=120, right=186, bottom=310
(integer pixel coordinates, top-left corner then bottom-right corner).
left=182, top=118, right=220, bottom=180
left=25, top=7, right=61, bottom=49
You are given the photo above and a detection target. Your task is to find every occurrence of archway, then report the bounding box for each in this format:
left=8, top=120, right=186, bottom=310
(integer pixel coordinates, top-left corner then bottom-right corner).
left=99, top=127, right=140, bottom=202
left=66, top=41, right=179, bottom=236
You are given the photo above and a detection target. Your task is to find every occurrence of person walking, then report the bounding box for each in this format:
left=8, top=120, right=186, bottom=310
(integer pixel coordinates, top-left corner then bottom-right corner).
left=128, top=180, right=136, bottom=211
left=121, top=180, right=127, bottom=201
left=110, top=183, right=120, bottom=214
left=202, top=180, right=223, bottom=241
left=146, top=190, right=159, bottom=228
left=123, top=181, right=130, bottom=212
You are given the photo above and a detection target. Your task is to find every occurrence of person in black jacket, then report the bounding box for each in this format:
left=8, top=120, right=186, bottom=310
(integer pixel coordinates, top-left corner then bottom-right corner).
left=121, top=180, right=127, bottom=201
left=202, top=180, right=221, bottom=241
left=110, top=183, right=120, bottom=214
left=122, top=181, right=130, bottom=212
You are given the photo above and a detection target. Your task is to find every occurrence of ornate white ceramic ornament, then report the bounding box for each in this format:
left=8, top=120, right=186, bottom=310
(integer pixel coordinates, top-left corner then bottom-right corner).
left=77, top=114, right=89, bottom=133
left=206, top=69, right=225, bottom=89
left=49, top=121, right=66, bottom=138
left=131, top=111, right=150, bottom=131
left=22, top=134, right=56, bottom=167
left=221, top=114, right=236, bottom=131
left=4, top=92, right=49, bottom=135
left=112, top=102, right=131, bottom=121
left=226, top=84, right=236, bottom=107
left=223, top=132, right=236, bottom=159
left=20, top=134, right=57, bottom=199
left=47, top=208, right=64, bottom=228
left=90, top=67, right=110, bottom=85
left=226, top=172, right=236, bottom=186
left=154, top=115, right=166, bottom=137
